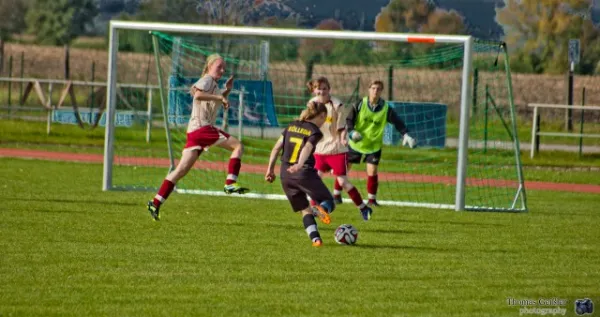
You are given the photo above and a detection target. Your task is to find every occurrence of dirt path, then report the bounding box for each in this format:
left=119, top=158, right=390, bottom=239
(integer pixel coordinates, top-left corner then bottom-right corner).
left=2, top=148, right=599, bottom=194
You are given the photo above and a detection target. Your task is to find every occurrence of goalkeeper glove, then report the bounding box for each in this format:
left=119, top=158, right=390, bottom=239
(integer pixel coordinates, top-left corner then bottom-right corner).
left=402, top=134, right=416, bottom=148
left=349, top=130, right=362, bottom=142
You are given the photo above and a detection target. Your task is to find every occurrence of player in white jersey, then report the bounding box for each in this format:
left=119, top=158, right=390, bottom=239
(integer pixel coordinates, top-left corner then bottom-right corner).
left=146, top=54, right=249, bottom=221
left=307, top=77, right=372, bottom=221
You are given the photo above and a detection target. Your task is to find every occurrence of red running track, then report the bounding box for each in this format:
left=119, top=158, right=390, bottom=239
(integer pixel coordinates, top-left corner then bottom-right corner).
left=1, top=148, right=599, bottom=194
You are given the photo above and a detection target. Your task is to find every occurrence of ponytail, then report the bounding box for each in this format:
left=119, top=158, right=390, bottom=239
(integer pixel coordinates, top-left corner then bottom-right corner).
left=300, top=101, right=327, bottom=121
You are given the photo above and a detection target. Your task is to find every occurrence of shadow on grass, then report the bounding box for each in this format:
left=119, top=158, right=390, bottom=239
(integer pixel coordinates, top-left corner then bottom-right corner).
left=352, top=243, right=519, bottom=254
left=388, top=218, right=507, bottom=227
left=5, top=197, right=138, bottom=207
left=352, top=243, right=457, bottom=252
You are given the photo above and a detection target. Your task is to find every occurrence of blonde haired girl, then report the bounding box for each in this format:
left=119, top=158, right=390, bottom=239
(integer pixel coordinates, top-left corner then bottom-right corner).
left=147, top=54, right=249, bottom=221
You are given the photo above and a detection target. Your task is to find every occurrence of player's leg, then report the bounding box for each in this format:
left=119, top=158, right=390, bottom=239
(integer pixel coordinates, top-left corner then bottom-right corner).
left=310, top=154, right=329, bottom=207
left=282, top=176, right=323, bottom=246
left=298, top=170, right=334, bottom=225
left=147, top=148, right=201, bottom=220
left=365, top=150, right=382, bottom=206
left=330, top=153, right=373, bottom=220
left=300, top=207, right=323, bottom=247
left=217, top=132, right=249, bottom=194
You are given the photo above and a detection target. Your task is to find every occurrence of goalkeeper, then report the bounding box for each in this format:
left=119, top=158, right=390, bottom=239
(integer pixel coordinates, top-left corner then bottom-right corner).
left=346, top=80, right=416, bottom=207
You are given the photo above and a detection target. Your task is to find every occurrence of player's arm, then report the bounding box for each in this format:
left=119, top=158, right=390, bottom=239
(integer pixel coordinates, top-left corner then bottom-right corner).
left=193, top=88, right=228, bottom=104
left=335, top=103, right=349, bottom=144
left=265, top=136, right=284, bottom=182
left=222, top=75, right=235, bottom=99
left=346, top=101, right=359, bottom=132
left=346, top=101, right=362, bottom=141
left=387, top=107, right=416, bottom=148
left=387, top=107, right=408, bottom=135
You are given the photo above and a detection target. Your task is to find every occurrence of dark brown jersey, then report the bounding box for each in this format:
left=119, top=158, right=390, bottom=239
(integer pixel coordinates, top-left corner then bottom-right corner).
left=280, top=120, right=323, bottom=169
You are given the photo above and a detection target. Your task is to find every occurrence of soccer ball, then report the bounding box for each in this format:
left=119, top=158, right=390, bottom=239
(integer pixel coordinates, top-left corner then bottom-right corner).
left=334, top=224, right=358, bottom=245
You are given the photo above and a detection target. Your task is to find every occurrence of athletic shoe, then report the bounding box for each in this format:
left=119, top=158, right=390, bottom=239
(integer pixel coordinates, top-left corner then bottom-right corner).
left=360, top=206, right=373, bottom=221
left=312, top=205, right=331, bottom=225
left=312, top=239, right=323, bottom=247
left=224, top=183, right=250, bottom=194
left=334, top=195, right=343, bottom=204
left=147, top=201, right=160, bottom=221
left=367, top=199, right=380, bottom=207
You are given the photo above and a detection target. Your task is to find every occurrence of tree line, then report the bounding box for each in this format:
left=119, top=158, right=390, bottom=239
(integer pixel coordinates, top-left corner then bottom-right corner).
left=0, top=0, right=599, bottom=75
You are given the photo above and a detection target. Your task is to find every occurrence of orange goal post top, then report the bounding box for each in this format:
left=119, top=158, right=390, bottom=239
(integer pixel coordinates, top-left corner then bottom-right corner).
left=109, top=20, right=471, bottom=45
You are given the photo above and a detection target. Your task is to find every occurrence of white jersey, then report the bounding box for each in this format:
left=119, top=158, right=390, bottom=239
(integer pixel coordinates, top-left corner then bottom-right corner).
left=187, top=75, right=224, bottom=133
left=309, top=96, right=350, bottom=155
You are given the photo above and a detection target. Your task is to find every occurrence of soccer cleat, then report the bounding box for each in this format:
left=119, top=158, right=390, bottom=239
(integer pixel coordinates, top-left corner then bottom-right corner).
left=147, top=201, right=160, bottom=221
left=224, top=183, right=250, bottom=194
left=367, top=199, right=380, bottom=207
left=334, top=195, right=343, bottom=204
left=312, top=205, right=331, bottom=225
left=360, top=206, right=373, bottom=221
left=312, top=239, right=323, bottom=247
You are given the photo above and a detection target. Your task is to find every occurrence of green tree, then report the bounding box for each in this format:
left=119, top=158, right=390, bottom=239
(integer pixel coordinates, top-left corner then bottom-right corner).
left=496, top=0, right=599, bottom=74
left=26, top=0, right=97, bottom=45
left=0, top=0, right=29, bottom=38
left=135, top=0, right=200, bottom=24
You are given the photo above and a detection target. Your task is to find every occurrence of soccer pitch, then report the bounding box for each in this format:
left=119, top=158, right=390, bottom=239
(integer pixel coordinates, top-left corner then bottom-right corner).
left=1, top=158, right=599, bottom=316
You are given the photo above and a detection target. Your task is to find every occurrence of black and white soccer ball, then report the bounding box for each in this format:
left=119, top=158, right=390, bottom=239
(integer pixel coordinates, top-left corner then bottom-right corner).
left=334, top=224, right=358, bottom=245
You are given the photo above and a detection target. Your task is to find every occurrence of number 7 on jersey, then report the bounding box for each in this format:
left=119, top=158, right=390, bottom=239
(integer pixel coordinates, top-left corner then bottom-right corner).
left=288, top=137, right=303, bottom=163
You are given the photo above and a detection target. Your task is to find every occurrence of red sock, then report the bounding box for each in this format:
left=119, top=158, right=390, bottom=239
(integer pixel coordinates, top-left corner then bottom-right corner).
left=347, top=186, right=366, bottom=208
left=226, top=157, right=241, bottom=185
left=333, top=179, right=343, bottom=197
left=367, top=175, right=378, bottom=201
left=153, top=179, right=175, bottom=207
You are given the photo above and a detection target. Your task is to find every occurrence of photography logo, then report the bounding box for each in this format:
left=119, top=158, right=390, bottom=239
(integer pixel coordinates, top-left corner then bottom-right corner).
left=574, top=298, right=594, bottom=315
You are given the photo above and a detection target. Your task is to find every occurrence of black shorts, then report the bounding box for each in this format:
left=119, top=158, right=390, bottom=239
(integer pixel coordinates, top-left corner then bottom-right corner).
left=347, top=146, right=382, bottom=166
left=280, top=166, right=333, bottom=212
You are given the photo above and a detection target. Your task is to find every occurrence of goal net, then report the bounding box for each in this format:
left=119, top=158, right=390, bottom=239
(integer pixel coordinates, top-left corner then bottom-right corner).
left=103, top=21, right=527, bottom=212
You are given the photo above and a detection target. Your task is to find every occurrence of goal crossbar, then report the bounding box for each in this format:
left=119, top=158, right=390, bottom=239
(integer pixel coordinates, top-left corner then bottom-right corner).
left=102, top=20, right=474, bottom=211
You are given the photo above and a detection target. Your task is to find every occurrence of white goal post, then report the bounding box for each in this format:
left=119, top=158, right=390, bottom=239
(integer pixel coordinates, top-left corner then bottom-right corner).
left=102, top=20, right=474, bottom=211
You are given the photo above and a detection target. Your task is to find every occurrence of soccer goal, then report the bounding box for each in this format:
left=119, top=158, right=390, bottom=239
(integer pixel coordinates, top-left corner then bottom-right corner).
left=102, top=21, right=527, bottom=212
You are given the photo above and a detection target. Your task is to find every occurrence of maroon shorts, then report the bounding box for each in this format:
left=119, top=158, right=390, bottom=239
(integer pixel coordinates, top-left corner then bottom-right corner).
left=314, top=153, right=347, bottom=176
left=184, top=125, right=230, bottom=151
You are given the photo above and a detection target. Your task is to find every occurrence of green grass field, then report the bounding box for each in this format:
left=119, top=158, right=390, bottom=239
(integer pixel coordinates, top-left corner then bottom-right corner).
left=1, top=158, right=599, bottom=316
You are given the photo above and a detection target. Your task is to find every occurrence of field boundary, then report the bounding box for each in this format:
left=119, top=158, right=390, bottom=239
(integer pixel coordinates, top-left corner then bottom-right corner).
left=2, top=148, right=599, bottom=194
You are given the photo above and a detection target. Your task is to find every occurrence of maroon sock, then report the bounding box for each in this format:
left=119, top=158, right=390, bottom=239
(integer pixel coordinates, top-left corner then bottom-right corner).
left=367, top=175, right=378, bottom=200
left=226, top=157, right=241, bottom=185
left=153, top=179, right=175, bottom=207
left=334, top=179, right=343, bottom=192
left=347, top=186, right=365, bottom=208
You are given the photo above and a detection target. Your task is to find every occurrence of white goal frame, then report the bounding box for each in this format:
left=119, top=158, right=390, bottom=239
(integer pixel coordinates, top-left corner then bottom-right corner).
left=102, top=20, right=474, bottom=211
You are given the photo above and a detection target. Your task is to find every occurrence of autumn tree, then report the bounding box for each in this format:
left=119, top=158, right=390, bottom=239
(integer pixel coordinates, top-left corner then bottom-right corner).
left=374, top=0, right=466, bottom=60
left=298, top=19, right=343, bottom=63
left=496, top=0, right=600, bottom=74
